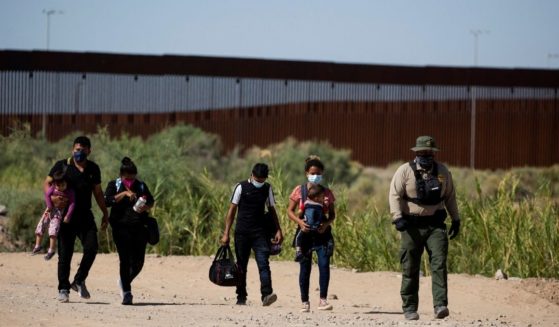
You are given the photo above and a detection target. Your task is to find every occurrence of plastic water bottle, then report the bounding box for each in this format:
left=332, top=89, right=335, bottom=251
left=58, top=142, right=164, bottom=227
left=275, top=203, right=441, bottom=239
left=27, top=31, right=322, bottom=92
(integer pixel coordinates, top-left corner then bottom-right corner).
left=133, top=196, right=147, bottom=213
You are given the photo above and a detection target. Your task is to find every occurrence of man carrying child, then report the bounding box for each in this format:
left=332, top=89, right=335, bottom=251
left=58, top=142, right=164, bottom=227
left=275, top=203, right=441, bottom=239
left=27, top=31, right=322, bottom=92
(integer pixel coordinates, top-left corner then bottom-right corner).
left=45, top=136, right=109, bottom=303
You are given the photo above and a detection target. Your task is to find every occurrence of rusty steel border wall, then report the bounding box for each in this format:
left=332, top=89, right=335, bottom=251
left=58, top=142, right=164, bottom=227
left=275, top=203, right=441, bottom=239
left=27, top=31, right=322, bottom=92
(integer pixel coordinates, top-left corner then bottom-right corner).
left=1, top=50, right=558, bottom=169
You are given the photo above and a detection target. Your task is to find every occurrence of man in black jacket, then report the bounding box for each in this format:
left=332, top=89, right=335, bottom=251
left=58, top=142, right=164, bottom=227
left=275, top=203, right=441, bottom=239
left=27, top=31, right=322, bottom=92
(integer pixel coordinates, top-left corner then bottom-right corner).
left=221, top=163, right=283, bottom=306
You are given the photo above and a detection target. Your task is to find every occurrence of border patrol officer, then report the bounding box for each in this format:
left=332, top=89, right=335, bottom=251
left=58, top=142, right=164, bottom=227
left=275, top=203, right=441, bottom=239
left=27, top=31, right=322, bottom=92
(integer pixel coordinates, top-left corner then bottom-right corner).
left=389, top=136, right=460, bottom=321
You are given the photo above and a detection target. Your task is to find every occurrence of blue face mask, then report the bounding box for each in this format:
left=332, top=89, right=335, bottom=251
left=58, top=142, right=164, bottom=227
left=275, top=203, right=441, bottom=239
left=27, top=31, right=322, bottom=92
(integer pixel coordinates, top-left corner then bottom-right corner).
left=73, top=150, right=88, bottom=162
left=416, top=155, right=434, bottom=169
left=251, top=179, right=265, bottom=188
left=307, top=174, right=322, bottom=184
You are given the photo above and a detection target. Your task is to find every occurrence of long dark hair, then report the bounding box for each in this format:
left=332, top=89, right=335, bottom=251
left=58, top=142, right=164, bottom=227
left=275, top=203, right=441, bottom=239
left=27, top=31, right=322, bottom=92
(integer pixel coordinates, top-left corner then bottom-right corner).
left=120, top=157, right=137, bottom=175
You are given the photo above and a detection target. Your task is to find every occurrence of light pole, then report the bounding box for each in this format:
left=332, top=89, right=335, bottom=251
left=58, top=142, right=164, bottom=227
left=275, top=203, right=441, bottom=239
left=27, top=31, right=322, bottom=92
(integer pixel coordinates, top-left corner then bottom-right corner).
left=470, top=29, right=490, bottom=66
left=42, top=9, right=63, bottom=50
left=468, top=29, right=488, bottom=169
left=547, top=53, right=559, bottom=68
left=41, top=9, right=63, bottom=139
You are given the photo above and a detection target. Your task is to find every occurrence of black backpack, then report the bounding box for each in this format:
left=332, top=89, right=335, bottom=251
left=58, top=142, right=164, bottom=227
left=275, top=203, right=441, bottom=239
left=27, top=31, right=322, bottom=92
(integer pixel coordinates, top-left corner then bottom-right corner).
left=405, top=160, right=444, bottom=206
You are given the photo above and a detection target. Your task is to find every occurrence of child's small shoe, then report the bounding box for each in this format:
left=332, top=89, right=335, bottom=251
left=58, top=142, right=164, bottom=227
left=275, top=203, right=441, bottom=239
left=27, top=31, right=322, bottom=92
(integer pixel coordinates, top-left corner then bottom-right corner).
left=44, top=250, right=55, bottom=261
left=31, top=246, right=42, bottom=255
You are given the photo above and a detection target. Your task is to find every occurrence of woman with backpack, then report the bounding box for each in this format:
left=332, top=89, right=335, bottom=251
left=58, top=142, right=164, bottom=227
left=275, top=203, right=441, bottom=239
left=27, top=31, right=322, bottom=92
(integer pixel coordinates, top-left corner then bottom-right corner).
left=104, top=157, right=155, bottom=305
left=287, top=155, right=336, bottom=313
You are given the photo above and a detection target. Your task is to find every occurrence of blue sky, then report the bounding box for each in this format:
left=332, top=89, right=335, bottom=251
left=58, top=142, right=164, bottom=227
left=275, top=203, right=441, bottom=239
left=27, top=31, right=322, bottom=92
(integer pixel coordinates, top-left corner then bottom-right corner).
left=1, top=0, right=558, bottom=69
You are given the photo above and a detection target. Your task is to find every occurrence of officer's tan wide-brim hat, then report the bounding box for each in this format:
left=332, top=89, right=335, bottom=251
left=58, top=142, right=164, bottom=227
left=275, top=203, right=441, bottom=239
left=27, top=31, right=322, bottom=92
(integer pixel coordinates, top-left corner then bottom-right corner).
left=411, top=135, right=439, bottom=152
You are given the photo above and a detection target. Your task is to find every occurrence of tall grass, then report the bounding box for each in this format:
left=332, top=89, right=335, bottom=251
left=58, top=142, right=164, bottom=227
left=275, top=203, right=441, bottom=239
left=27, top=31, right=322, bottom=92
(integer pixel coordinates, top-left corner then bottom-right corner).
left=0, top=124, right=557, bottom=278
left=452, top=174, right=558, bottom=277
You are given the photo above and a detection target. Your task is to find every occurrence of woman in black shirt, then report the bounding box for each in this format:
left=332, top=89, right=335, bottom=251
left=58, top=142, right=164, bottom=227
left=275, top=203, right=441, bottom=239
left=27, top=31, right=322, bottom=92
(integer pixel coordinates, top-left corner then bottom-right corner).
left=104, top=157, right=154, bottom=305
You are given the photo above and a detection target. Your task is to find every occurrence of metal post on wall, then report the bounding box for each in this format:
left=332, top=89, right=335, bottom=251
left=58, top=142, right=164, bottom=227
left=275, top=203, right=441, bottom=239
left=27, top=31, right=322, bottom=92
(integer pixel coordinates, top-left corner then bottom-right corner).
left=469, top=86, right=476, bottom=169
left=236, top=78, right=242, bottom=145
left=74, top=80, right=83, bottom=129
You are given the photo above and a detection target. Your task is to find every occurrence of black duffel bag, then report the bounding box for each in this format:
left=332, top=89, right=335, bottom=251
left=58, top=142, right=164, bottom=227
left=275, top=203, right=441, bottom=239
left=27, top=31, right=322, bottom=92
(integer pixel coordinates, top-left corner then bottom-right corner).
left=144, top=217, right=159, bottom=245
left=209, top=245, right=239, bottom=287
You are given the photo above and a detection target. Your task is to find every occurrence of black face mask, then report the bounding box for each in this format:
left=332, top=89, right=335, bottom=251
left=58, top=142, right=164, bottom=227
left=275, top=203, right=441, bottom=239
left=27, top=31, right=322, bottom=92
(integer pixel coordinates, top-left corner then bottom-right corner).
left=73, top=150, right=88, bottom=162
left=416, top=155, right=434, bottom=169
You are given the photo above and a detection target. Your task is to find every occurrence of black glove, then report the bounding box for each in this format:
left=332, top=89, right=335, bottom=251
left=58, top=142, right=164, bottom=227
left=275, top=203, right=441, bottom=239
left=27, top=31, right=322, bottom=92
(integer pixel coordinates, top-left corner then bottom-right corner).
left=448, top=220, right=460, bottom=239
left=392, top=218, right=408, bottom=232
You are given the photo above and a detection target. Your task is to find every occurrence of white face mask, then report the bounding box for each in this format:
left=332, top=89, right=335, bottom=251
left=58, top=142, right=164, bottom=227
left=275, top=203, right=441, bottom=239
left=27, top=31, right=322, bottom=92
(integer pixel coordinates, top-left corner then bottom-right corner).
left=307, top=174, right=322, bottom=184
left=251, top=179, right=265, bottom=188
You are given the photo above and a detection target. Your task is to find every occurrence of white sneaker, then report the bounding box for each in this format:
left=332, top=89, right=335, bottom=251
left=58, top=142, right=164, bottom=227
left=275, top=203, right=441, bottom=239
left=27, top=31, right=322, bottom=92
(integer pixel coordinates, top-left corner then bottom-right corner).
left=118, top=279, right=124, bottom=299
left=317, top=298, right=333, bottom=310
left=57, top=289, right=69, bottom=303
left=300, top=301, right=310, bottom=313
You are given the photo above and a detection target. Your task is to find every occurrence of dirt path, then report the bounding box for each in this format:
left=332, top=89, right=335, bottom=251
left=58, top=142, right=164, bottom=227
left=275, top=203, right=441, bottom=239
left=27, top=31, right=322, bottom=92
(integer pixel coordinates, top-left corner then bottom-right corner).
left=0, top=253, right=557, bottom=326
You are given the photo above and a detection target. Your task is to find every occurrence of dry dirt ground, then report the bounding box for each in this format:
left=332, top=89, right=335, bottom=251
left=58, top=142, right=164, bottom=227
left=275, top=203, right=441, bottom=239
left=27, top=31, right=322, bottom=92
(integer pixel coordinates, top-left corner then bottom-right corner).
left=0, top=253, right=558, bottom=326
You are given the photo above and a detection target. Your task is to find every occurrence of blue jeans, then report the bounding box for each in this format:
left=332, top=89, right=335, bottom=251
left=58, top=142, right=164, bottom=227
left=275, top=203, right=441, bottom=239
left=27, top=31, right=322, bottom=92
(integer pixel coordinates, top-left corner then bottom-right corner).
left=299, top=245, right=330, bottom=302
left=234, top=232, right=273, bottom=301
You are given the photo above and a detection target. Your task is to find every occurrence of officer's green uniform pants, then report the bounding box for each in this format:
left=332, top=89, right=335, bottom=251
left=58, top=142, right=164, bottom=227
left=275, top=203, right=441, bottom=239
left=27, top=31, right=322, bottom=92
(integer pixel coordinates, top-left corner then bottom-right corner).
left=399, top=225, right=448, bottom=312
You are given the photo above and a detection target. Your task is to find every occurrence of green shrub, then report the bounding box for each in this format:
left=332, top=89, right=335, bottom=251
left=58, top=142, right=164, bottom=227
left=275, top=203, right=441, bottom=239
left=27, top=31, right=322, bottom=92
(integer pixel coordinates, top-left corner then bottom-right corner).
left=229, top=137, right=363, bottom=188
left=0, top=186, right=44, bottom=246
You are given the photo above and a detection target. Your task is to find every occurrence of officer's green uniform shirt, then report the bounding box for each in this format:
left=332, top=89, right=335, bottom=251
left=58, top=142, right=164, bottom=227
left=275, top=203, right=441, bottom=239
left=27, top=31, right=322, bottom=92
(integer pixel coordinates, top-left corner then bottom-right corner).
left=389, top=161, right=460, bottom=222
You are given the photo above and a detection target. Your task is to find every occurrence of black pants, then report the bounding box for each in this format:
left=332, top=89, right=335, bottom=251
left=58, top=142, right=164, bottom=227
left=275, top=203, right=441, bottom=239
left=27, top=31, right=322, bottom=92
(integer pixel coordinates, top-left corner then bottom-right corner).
left=112, top=224, right=148, bottom=293
left=234, top=232, right=273, bottom=301
left=57, top=211, right=98, bottom=291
